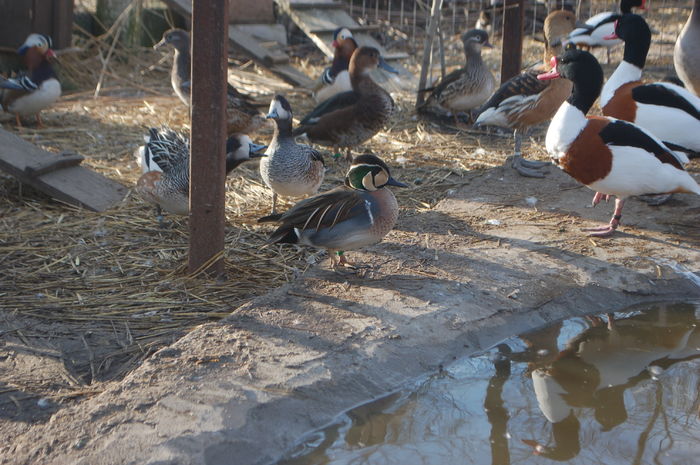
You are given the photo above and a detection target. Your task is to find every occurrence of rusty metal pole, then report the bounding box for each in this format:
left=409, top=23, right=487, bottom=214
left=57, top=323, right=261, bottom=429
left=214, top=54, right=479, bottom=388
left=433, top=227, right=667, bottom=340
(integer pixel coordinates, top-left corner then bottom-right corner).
left=188, top=0, right=228, bottom=276
left=500, top=0, right=524, bottom=85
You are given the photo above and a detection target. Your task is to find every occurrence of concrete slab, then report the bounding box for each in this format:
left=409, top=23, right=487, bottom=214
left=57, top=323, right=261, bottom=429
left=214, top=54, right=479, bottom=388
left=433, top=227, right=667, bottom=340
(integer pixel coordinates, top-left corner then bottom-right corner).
left=5, top=164, right=700, bottom=465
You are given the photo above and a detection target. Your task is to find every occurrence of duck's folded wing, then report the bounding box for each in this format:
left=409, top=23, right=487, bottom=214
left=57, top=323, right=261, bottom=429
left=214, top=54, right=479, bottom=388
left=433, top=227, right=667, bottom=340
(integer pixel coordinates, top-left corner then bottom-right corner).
left=477, top=70, right=547, bottom=113
left=146, top=127, right=190, bottom=173
left=298, top=91, right=360, bottom=126
left=0, top=75, right=37, bottom=91
left=262, top=187, right=365, bottom=242
left=631, top=83, right=700, bottom=120
left=599, top=119, right=686, bottom=168
left=424, top=68, right=465, bottom=100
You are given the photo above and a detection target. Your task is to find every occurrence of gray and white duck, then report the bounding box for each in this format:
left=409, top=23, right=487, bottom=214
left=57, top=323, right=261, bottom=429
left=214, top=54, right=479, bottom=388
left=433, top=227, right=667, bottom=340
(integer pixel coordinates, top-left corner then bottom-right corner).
left=260, top=95, right=326, bottom=215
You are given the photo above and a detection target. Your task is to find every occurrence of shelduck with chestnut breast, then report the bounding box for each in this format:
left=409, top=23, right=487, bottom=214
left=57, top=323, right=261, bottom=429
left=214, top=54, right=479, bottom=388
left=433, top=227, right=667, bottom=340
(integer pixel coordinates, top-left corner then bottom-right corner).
left=136, top=127, right=266, bottom=225
left=260, top=95, right=326, bottom=215
left=154, top=29, right=266, bottom=135
left=293, top=46, right=398, bottom=161
left=313, top=27, right=358, bottom=103
left=674, top=0, right=700, bottom=96
left=566, top=0, right=645, bottom=64
left=601, top=14, right=700, bottom=161
left=258, top=154, right=407, bottom=269
left=419, top=29, right=495, bottom=122
left=474, top=9, right=577, bottom=177
left=538, top=48, right=700, bottom=237
left=0, top=34, right=61, bottom=127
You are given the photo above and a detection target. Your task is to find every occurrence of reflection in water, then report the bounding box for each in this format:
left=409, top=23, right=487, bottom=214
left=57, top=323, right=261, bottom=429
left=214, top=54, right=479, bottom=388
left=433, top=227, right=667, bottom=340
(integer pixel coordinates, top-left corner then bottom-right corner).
left=278, top=302, right=700, bottom=465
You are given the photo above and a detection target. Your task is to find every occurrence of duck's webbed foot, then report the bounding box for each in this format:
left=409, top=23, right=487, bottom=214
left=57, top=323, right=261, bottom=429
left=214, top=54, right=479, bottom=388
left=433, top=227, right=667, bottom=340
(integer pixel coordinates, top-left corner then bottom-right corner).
left=512, top=155, right=549, bottom=178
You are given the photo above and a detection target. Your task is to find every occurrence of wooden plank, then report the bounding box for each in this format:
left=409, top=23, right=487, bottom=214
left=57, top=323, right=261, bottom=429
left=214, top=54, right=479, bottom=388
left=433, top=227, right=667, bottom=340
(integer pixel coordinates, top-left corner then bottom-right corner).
left=308, top=25, right=379, bottom=34
left=0, top=129, right=127, bottom=212
left=189, top=0, right=228, bottom=275
left=500, top=0, right=524, bottom=85
left=24, top=152, right=84, bottom=177
left=229, top=26, right=289, bottom=65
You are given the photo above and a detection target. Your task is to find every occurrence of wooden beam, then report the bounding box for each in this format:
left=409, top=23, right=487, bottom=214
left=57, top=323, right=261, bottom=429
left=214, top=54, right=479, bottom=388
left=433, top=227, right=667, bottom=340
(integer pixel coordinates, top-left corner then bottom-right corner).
left=500, top=0, right=525, bottom=85
left=416, top=0, right=444, bottom=107
left=188, top=0, right=228, bottom=276
left=0, top=129, right=127, bottom=212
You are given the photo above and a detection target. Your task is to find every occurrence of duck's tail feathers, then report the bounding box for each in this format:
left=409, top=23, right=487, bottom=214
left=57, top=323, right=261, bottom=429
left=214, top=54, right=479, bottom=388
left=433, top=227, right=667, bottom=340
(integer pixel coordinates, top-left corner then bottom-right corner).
left=258, top=213, right=283, bottom=223
left=267, top=227, right=299, bottom=244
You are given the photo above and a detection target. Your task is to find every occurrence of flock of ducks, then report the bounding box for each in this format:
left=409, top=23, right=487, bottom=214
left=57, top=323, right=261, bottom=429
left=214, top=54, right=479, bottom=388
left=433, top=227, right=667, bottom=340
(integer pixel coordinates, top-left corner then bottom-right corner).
left=1, top=1, right=699, bottom=268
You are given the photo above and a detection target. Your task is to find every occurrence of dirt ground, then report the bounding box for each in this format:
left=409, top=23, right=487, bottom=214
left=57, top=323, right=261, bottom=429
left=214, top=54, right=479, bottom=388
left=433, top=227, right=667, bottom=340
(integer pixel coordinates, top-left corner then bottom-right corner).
left=1, top=9, right=700, bottom=464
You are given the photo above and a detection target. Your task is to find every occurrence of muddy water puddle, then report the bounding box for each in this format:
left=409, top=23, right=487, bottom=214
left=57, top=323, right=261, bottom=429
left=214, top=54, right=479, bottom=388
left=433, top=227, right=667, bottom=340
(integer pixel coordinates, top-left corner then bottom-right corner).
left=279, top=302, right=700, bottom=465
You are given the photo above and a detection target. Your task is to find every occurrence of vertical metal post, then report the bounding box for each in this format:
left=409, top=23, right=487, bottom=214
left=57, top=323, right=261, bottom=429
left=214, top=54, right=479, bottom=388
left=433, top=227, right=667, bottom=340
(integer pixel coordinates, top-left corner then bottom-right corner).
left=500, top=0, right=524, bottom=85
left=416, top=0, right=444, bottom=107
left=188, top=0, right=228, bottom=276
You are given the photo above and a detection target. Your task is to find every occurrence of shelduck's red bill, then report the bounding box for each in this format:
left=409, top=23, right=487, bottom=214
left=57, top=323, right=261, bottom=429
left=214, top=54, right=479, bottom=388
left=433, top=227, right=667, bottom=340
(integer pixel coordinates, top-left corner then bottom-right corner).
left=604, top=20, right=619, bottom=40
left=640, top=0, right=646, bottom=10
left=332, top=40, right=339, bottom=48
left=537, top=57, right=560, bottom=80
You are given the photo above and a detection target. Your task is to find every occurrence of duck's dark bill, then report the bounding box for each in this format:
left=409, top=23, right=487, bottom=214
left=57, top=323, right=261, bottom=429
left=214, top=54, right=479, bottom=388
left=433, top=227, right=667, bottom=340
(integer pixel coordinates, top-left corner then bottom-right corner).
left=249, top=143, right=268, bottom=155
left=387, top=177, right=409, bottom=187
left=378, top=57, right=400, bottom=74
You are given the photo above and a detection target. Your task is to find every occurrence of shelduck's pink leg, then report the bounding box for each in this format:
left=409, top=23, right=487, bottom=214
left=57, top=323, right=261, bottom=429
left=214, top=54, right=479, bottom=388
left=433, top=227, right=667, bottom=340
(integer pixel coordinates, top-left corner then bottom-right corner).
left=591, top=192, right=611, bottom=207
left=583, top=198, right=625, bottom=237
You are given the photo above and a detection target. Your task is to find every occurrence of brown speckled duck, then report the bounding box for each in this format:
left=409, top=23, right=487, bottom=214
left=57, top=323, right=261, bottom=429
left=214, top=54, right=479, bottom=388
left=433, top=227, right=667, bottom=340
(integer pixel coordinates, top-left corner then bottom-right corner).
left=154, top=28, right=266, bottom=135
left=419, top=29, right=495, bottom=122
left=293, top=46, right=398, bottom=161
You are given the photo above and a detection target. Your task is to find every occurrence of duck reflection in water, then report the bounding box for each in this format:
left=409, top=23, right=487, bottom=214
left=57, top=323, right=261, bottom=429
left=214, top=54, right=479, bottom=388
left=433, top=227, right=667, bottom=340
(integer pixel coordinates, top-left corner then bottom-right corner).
left=514, top=304, right=698, bottom=461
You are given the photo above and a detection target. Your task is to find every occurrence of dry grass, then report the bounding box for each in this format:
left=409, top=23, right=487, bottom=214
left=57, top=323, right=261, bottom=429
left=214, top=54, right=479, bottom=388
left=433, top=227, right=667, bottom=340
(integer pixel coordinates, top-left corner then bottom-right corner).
left=0, top=4, right=688, bottom=390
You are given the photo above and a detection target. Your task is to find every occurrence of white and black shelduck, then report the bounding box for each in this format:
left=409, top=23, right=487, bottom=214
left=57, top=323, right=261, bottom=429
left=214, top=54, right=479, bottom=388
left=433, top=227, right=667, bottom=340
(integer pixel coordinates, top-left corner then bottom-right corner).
left=566, top=0, right=646, bottom=64
left=538, top=48, right=700, bottom=237
left=601, top=13, right=700, bottom=161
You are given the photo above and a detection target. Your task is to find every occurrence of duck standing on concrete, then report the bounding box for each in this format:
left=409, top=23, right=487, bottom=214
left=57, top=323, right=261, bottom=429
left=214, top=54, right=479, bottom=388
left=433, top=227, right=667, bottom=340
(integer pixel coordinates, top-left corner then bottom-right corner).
left=313, top=27, right=358, bottom=103
left=0, top=34, right=61, bottom=128
left=474, top=10, right=577, bottom=178
left=293, top=46, right=398, bottom=161
left=538, top=48, right=700, bottom=237
left=674, top=0, right=700, bottom=96
left=154, top=29, right=266, bottom=135
left=566, top=0, right=646, bottom=64
left=136, top=127, right=266, bottom=224
left=260, top=95, right=325, bottom=215
left=258, top=154, right=407, bottom=269
left=419, top=29, right=495, bottom=123
left=601, top=14, right=700, bottom=163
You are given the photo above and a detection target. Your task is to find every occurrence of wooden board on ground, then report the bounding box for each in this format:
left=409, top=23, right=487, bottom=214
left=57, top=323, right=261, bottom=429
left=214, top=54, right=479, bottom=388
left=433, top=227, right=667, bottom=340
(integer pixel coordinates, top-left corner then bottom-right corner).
left=0, top=128, right=127, bottom=212
left=274, top=0, right=416, bottom=93
left=163, top=0, right=314, bottom=88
